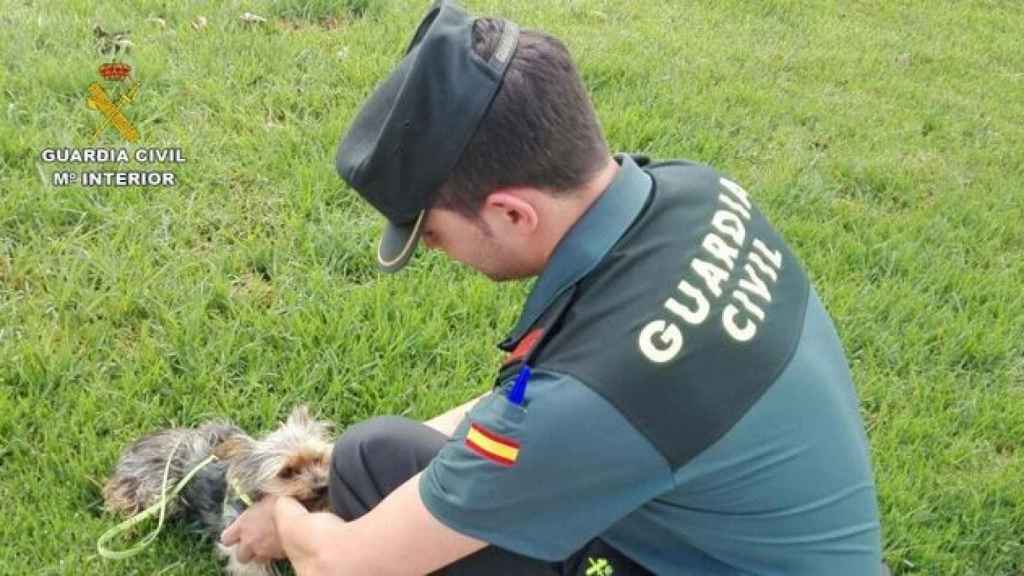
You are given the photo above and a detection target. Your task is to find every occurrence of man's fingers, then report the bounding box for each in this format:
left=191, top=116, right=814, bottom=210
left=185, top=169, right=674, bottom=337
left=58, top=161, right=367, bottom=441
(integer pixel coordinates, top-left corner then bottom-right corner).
left=275, top=496, right=313, bottom=556
left=222, top=518, right=253, bottom=563
left=221, top=519, right=240, bottom=546
left=275, top=495, right=307, bottom=519
left=235, top=542, right=254, bottom=564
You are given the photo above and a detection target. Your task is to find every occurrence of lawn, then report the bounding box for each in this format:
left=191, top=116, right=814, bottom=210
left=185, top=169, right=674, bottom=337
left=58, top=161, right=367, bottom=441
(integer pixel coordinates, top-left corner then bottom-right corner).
left=0, top=0, right=1022, bottom=574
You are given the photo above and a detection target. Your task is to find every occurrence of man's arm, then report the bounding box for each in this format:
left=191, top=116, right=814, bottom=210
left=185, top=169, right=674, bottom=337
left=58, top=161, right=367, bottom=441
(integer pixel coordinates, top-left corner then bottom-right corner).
left=275, top=471, right=487, bottom=576
left=423, top=392, right=487, bottom=437
left=222, top=391, right=490, bottom=569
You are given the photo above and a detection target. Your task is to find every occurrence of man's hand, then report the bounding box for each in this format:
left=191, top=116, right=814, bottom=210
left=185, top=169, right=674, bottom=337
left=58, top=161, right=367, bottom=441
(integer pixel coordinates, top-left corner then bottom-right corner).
left=221, top=495, right=286, bottom=563
left=257, top=473, right=485, bottom=575
left=275, top=496, right=350, bottom=576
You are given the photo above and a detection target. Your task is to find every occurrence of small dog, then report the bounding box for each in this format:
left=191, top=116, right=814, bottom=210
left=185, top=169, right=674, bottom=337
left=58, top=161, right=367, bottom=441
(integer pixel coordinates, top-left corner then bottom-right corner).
left=103, top=405, right=333, bottom=576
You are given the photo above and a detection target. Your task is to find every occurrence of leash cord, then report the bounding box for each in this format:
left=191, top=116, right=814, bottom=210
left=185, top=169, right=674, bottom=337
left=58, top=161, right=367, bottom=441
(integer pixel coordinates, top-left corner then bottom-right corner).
left=97, top=438, right=218, bottom=560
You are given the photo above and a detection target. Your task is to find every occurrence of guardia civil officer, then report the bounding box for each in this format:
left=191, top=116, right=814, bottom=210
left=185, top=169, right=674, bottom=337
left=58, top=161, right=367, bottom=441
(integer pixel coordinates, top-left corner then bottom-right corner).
left=221, top=1, right=887, bottom=574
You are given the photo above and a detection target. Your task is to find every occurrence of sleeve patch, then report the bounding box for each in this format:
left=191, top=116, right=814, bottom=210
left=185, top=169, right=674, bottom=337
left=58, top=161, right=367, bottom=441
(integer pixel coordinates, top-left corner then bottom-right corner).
left=465, top=422, right=520, bottom=467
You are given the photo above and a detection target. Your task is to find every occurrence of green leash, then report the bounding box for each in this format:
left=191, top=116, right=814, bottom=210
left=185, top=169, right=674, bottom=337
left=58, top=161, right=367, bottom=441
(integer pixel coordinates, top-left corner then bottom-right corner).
left=97, top=438, right=218, bottom=560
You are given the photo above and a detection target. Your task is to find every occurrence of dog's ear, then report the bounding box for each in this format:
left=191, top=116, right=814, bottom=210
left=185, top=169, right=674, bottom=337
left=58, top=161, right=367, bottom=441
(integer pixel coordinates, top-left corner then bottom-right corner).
left=213, top=434, right=255, bottom=460
left=286, top=405, right=312, bottom=427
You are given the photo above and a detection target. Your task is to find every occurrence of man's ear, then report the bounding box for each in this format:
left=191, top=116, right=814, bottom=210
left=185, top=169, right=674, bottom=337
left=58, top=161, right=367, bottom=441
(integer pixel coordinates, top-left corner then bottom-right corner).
left=482, top=190, right=540, bottom=234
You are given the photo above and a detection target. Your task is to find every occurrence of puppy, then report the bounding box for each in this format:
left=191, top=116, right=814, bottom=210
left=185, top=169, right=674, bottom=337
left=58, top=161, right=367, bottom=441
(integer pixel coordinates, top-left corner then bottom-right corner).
left=103, top=406, right=333, bottom=576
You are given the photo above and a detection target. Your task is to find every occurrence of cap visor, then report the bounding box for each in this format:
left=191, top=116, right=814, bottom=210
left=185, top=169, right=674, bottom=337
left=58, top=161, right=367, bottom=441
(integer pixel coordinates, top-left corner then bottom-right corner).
left=377, top=210, right=425, bottom=273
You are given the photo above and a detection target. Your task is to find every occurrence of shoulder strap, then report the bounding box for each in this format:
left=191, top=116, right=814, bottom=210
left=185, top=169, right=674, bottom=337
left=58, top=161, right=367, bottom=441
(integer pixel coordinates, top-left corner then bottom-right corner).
left=495, top=286, right=577, bottom=386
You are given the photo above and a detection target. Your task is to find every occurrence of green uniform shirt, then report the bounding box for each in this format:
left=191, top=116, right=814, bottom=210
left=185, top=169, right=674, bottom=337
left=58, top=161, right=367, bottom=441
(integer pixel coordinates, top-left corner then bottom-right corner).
left=421, top=154, right=882, bottom=574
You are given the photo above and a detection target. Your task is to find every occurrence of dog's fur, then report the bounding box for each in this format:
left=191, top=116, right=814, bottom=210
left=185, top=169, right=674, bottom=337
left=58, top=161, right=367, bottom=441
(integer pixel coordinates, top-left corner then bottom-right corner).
left=103, top=406, right=333, bottom=576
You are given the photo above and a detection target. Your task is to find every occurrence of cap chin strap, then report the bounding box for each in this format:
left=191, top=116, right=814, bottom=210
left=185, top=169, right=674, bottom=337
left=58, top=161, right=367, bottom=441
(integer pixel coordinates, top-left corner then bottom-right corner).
left=377, top=209, right=426, bottom=268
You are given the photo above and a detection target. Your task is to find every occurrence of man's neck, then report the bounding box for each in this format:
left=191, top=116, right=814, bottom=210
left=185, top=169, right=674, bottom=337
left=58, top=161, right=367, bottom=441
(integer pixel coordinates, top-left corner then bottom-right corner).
left=537, top=156, right=620, bottom=268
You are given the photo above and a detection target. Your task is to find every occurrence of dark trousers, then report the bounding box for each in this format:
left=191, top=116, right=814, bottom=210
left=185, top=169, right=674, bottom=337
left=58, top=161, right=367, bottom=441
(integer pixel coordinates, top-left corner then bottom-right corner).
left=327, top=415, right=650, bottom=576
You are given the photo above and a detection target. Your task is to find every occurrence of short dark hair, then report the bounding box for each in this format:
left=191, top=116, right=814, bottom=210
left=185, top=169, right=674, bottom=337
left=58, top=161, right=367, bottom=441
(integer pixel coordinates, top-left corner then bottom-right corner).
left=433, top=18, right=610, bottom=218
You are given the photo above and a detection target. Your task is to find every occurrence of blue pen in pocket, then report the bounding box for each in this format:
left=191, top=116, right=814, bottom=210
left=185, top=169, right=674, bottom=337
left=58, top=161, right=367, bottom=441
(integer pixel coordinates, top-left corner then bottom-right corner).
left=506, top=364, right=532, bottom=406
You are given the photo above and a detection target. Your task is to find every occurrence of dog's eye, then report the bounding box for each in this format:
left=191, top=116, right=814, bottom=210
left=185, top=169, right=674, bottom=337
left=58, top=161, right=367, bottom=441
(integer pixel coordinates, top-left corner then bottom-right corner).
left=279, top=466, right=297, bottom=480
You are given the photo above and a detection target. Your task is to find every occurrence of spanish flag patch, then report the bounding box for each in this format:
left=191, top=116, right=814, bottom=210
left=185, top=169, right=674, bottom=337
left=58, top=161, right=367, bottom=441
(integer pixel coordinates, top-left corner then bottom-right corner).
left=465, top=422, right=520, bottom=467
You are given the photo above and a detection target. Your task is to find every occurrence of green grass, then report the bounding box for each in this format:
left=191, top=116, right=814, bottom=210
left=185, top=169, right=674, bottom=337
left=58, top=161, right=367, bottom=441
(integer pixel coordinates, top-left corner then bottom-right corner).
left=1, top=0, right=1022, bottom=574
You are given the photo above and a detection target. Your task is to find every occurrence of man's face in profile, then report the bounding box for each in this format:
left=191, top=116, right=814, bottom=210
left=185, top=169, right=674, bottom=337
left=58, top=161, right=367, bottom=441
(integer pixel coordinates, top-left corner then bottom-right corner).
left=420, top=206, right=535, bottom=281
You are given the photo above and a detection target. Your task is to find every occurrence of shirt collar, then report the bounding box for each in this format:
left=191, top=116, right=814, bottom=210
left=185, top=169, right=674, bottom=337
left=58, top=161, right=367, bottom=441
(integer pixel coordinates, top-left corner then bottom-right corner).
left=499, top=153, right=653, bottom=350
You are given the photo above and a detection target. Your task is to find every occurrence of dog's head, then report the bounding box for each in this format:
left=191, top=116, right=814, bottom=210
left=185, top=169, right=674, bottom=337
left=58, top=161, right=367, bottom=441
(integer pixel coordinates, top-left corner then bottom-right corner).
left=217, top=405, right=333, bottom=510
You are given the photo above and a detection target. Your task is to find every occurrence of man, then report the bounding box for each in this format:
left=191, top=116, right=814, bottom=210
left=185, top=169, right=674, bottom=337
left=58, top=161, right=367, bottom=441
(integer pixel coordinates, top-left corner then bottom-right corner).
left=222, top=1, right=885, bottom=574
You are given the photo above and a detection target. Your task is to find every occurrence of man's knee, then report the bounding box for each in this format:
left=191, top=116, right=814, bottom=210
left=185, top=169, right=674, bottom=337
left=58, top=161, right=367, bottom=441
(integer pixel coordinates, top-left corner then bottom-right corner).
left=332, top=416, right=397, bottom=473
left=331, top=415, right=436, bottom=474
left=329, top=415, right=447, bottom=519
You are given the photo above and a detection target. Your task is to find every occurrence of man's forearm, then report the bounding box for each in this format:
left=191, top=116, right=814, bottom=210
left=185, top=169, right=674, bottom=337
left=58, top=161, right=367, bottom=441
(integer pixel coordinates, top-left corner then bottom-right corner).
left=423, top=392, right=487, bottom=437
left=276, top=472, right=487, bottom=575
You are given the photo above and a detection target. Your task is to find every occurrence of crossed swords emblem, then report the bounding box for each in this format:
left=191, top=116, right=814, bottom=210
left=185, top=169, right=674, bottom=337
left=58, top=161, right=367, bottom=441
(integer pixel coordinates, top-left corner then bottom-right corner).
left=86, top=80, right=141, bottom=142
